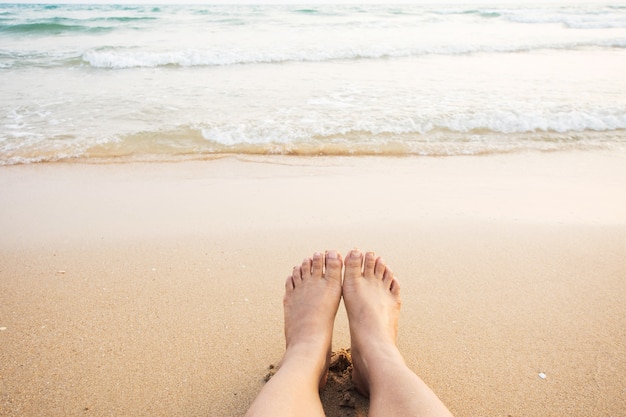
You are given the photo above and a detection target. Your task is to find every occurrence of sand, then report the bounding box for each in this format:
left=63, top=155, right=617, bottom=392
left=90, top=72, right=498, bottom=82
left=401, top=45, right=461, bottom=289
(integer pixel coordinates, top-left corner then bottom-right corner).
left=0, top=151, right=625, bottom=416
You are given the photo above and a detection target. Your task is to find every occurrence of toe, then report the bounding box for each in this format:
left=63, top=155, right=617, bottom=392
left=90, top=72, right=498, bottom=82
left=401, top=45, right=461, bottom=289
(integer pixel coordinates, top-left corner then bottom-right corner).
left=383, top=267, right=395, bottom=290
left=364, top=252, right=377, bottom=278
left=311, top=252, right=324, bottom=278
left=324, top=250, right=343, bottom=283
left=285, top=275, right=295, bottom=291
left=299, top=257, right=311, bottom=280
left=390, top=277, right=401, bottom=300
left=374, top=257, right=386, bottom=280
left=344, top=249, right=363, bottom=279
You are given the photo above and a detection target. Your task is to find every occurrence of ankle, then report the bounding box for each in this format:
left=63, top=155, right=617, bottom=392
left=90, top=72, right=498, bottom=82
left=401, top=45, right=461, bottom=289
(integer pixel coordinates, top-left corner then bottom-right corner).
left=283, top=342, right=328, bottom=368
left=353, top=339, right=404, bottom=367
left=352, top=329, right=398, bottom=351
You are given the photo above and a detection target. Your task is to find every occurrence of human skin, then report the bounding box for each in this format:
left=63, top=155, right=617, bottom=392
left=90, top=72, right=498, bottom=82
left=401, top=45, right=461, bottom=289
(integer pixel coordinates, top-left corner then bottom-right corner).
left=245, top=249, right=453, bottom=417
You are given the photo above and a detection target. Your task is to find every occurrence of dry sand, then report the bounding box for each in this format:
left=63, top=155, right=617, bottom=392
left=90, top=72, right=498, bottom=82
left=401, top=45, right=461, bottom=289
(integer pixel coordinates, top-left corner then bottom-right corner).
left=1, top=151, right=625, bottom=416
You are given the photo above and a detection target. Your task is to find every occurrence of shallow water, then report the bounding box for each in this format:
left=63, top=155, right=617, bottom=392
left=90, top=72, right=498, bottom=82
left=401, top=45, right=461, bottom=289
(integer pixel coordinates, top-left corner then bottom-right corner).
left=1, top=3, right=625, bottom=164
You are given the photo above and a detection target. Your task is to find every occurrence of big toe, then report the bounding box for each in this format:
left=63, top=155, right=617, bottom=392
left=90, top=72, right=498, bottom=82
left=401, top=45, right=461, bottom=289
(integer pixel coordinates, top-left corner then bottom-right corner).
left=344, top=249, right=363, bottom=280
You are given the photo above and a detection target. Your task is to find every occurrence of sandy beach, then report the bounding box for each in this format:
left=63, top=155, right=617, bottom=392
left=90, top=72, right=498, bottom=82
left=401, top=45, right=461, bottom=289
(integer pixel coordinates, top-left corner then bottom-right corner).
left=1, top=151, right=625, bottom=416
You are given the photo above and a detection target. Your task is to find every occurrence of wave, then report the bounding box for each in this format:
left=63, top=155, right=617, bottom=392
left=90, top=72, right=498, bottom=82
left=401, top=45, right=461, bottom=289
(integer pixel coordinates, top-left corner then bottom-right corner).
left=80, top=38, right=626, bottom=69
left=429, top=6, right=626, bottom=29
left=431, top=8, right=501, bottom=18
left=196, top=109, right=626, bottom=148
left=3, top=107, right=625, bottom=165
left=503, top=12, right=626, bottom=29
left=2, top=4, right=625, bottom=37
left=94, top=16, right=158, bottom=23
left=2, top=129, right=624, bottom=165
left=0, top=21, right=112, bottom=35
left=293, top=8, right=320, bottom=14
left=0, top=19, right=113, bottom=35
left=0, top=13, right=159, bottom=36
left=0, top=49, right=85, bottom=69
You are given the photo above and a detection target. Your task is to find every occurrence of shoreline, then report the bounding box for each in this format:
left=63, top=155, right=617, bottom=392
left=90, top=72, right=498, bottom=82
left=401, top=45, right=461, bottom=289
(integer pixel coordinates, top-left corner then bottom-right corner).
left=2, top=151, right=625, bottom=246
left=1, top=150, right=625, bottom=416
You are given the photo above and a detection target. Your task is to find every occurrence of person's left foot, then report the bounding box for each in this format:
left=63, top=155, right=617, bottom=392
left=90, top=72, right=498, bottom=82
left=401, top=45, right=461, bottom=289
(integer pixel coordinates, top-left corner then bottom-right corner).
left=342, top=249, right=402, bottom=396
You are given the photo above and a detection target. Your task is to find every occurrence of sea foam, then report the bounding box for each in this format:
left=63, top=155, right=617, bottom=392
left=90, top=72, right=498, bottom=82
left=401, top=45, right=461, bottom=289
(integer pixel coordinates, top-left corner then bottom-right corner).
left=1, top=2, right=626, bottom=164
left=80, top=38, right=626, bottom=69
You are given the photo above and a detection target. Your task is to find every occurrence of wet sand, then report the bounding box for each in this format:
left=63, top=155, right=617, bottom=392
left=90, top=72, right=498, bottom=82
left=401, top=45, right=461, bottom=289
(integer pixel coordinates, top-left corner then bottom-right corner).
left=1, top=152, right=625, bottom=416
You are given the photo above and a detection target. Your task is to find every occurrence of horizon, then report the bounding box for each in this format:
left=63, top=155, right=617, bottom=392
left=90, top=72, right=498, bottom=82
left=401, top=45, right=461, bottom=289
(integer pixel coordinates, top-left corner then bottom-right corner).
left=3, top=0, right=625, bottom=5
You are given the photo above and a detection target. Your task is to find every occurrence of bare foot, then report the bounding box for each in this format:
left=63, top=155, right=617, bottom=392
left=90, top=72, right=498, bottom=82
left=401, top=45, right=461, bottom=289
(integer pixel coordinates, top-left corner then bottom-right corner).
left=245, top=251, right=343, bottom=417
left=342, top=249, right=402, bottom=396
left=282, top=250, right=343, bottom=388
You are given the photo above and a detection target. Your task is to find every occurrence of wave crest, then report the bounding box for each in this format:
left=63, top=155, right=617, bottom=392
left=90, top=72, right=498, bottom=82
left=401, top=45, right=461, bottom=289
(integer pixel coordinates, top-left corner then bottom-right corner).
left=0, top=21, right=111, bottom=35
left=80, top=38, right=626, bottom=69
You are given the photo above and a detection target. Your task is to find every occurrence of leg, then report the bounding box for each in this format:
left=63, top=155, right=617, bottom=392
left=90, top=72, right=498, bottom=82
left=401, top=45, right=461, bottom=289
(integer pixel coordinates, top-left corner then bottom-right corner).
left=342, top=250, right=454, bottom=417
left=245, top=251, right=343, bottom=417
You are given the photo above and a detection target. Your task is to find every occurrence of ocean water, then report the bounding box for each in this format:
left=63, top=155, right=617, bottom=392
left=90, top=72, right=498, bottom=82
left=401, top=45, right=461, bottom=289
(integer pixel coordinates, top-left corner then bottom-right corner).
left=1, top=2, right=625, bottom=164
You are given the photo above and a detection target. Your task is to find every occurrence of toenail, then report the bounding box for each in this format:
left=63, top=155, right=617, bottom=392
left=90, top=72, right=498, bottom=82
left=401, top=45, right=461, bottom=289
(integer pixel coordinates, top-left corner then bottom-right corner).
left=351, top=251, right=360, bottom=258
left=327, top=250, right=337, bottom=259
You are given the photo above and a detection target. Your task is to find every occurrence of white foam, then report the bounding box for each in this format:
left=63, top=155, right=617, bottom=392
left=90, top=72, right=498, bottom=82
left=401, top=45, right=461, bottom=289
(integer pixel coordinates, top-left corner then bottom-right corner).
left=198, top=107, right=626, bottom=147
left=81, top=37, right=626, bottom=69
left=3, top=3, right=626, bottom=163
left=502, top=9, right=626, bottom=29
left=437, top=109, right=626, bottom=134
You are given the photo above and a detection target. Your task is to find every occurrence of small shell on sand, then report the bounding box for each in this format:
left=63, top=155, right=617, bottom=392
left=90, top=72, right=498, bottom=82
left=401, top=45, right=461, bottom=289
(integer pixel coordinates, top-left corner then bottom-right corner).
left=0, top=327, right=7, bottom=331
left=539, top=372, right=547, bottom=379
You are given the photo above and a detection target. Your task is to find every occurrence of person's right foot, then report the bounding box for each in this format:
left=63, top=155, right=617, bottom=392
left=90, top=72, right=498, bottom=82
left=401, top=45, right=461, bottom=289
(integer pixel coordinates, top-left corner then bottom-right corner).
left=282, top=250, right=343, bottom=388
left=342, top=249, right=402, bottom=396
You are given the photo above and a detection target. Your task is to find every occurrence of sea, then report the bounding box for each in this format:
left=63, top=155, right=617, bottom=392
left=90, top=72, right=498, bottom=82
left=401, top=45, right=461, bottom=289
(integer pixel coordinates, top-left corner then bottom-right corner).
left=1, top=2, right=626, bottom=165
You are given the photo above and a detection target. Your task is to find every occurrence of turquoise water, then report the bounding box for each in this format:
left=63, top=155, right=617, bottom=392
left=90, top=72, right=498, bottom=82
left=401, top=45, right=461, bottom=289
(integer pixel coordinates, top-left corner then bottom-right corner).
left=1, top=3, right=625, bottom=164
